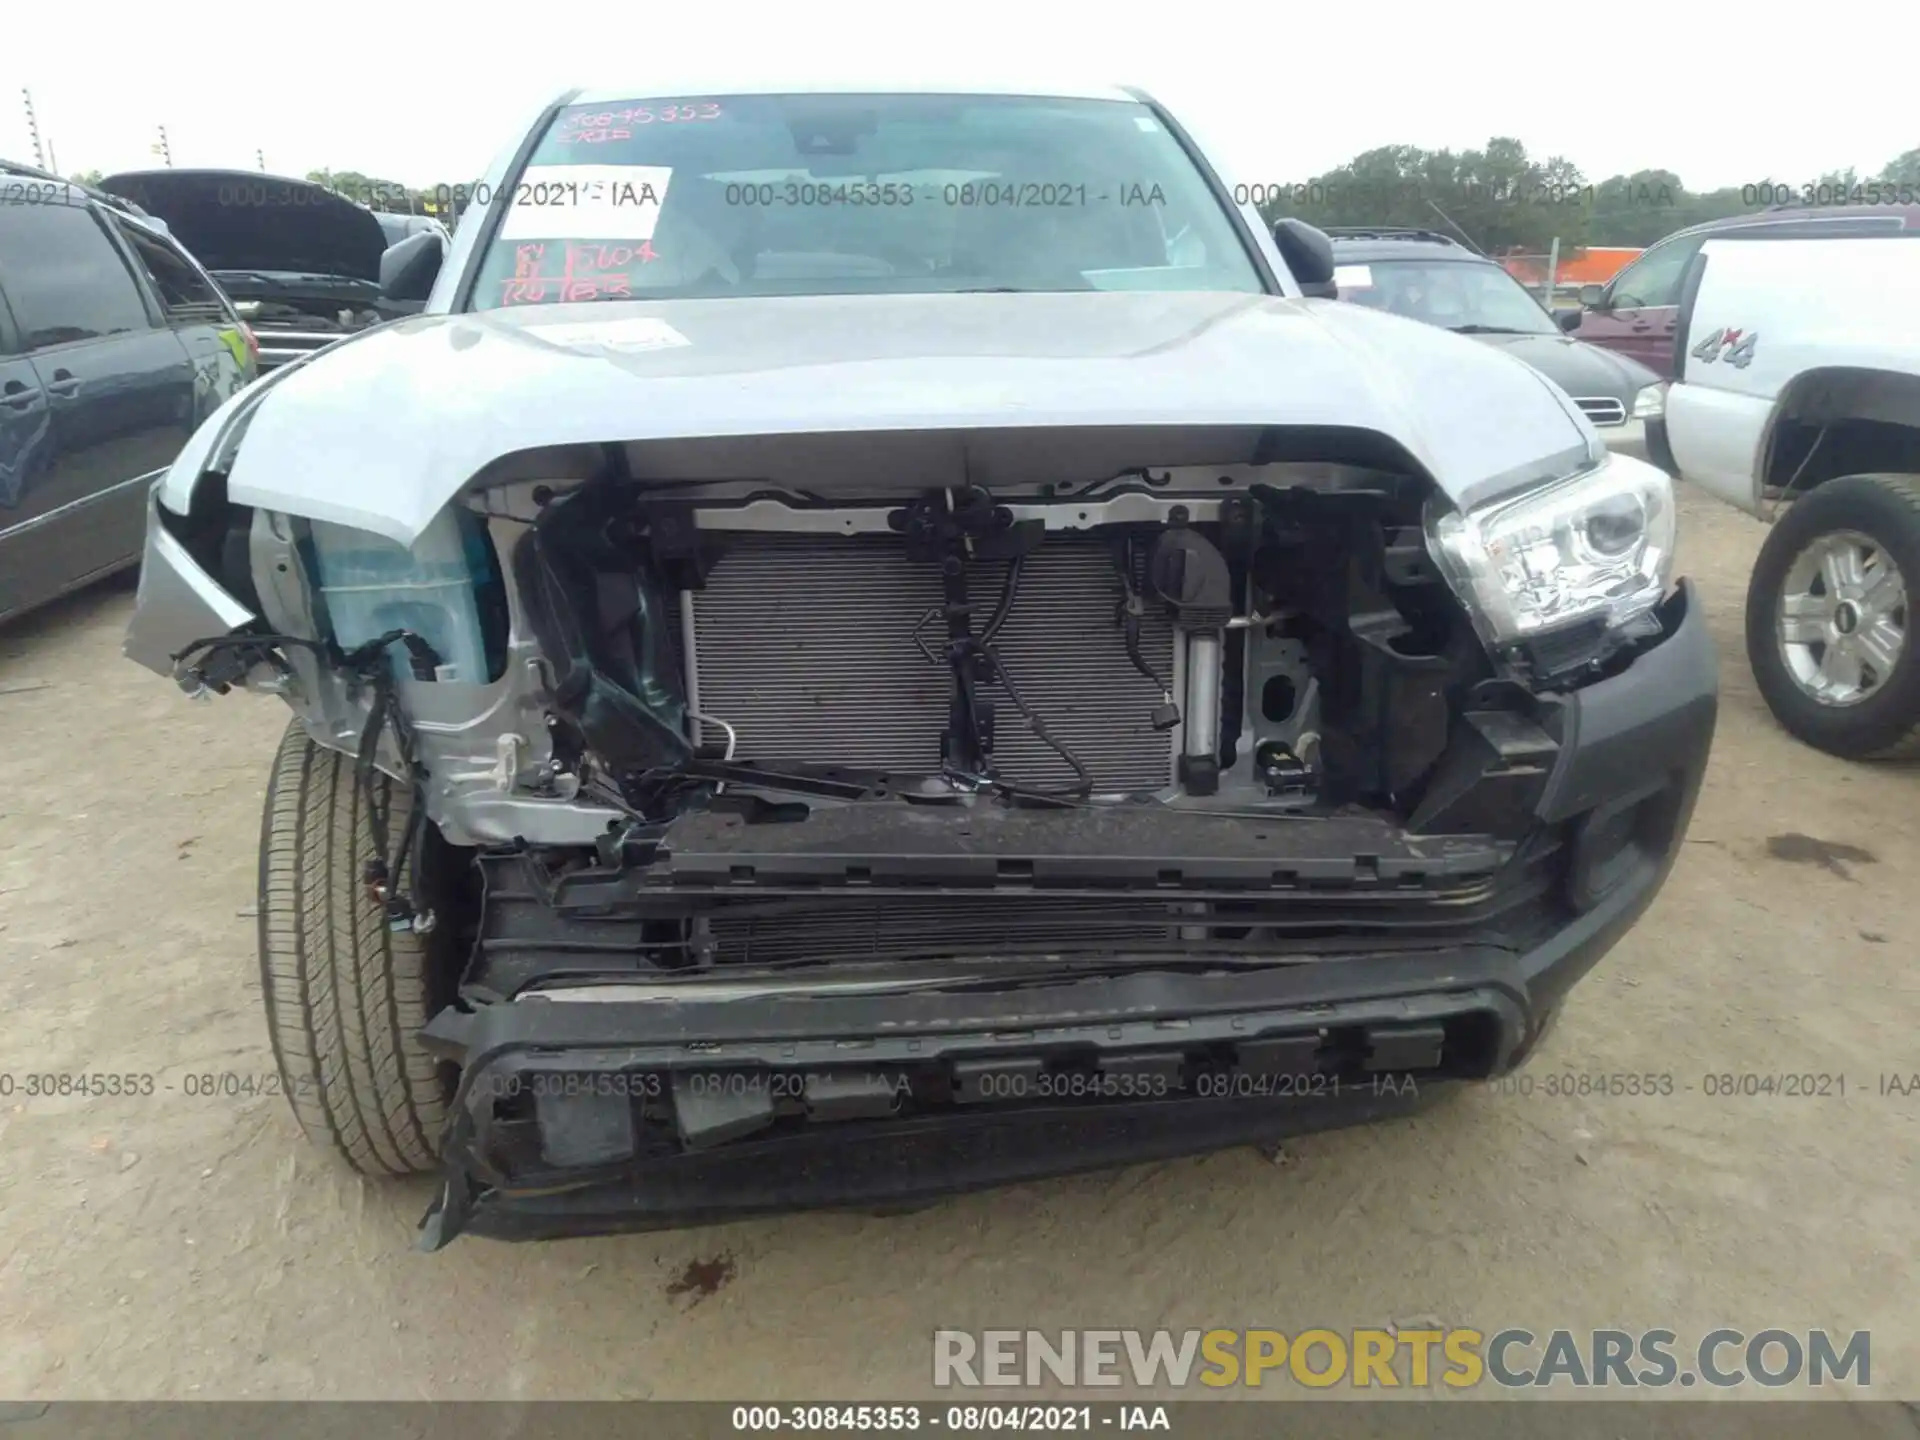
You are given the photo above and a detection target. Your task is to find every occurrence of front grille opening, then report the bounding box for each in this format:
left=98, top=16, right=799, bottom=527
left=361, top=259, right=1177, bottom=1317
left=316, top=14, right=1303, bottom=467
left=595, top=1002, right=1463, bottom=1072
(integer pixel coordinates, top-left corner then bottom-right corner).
left=698, top=886, right=1519, bottom=969
left=470, top=839, right=1546, bottom=994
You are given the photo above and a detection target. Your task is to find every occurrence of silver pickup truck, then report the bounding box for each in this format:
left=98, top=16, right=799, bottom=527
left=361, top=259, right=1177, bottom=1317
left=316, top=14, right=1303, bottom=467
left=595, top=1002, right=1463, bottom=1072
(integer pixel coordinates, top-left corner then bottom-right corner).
left=122, top=80, right=1714, bottom=1246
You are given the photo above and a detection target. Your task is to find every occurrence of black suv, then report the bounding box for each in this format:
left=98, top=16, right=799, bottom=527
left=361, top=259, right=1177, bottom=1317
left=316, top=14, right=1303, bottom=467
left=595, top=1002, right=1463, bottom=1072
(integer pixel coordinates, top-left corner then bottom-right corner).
left=1, top=164, right=256, bottom=624
left=1324, top=227, right=1666, bottom=459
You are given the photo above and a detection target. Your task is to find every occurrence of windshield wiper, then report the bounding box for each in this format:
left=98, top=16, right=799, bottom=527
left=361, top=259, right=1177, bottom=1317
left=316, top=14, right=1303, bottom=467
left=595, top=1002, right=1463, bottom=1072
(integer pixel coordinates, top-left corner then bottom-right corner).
left=1447, top=324, right=1539, bottom=335
left=215, top=269, right=375, bottom=288
left=286, top=273, right=377, bottom=287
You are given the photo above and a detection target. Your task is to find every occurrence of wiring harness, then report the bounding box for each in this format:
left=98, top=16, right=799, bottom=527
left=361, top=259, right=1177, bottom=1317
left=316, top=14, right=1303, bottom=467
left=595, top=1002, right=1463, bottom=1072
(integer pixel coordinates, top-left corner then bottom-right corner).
left=170, top=627, right=443, bottom=930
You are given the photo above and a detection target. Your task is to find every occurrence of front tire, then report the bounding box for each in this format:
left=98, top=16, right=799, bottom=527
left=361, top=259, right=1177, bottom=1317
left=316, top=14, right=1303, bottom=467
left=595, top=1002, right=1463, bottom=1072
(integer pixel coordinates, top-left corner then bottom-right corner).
left=257, top=719, right=453, bottom=1175
left=1745, top=474, right=1920, bottom=759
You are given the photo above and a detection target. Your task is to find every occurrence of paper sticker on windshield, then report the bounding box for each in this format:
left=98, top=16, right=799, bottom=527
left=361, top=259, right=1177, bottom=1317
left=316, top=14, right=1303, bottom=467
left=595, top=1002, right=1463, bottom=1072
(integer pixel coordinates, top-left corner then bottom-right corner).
left=499, top=165, right=672, bottom=241
left=1332, top=264, right=1374, bottom=289
left=557, top=101, right=724, bottom=134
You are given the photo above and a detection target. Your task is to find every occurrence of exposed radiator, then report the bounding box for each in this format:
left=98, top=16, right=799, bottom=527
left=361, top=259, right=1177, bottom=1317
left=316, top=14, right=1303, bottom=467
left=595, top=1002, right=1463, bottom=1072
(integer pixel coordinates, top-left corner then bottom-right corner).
left=683, top=532, right=1178, bottom=793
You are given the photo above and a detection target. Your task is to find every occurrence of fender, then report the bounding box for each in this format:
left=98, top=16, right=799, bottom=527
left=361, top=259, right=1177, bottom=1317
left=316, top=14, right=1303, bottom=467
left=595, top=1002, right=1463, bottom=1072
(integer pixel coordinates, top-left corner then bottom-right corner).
left=1665, top=233, right=1920, bottom=515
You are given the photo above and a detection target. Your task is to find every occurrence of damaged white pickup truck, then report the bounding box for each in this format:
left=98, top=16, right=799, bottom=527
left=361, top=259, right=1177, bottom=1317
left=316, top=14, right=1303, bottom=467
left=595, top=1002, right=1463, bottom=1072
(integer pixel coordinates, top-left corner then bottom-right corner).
left=124, top=82, right=1715, bottom=1247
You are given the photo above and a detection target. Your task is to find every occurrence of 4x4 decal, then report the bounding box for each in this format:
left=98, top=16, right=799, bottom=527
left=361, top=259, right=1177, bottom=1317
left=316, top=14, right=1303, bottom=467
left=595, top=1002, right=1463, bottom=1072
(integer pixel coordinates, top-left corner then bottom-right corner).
left=1690, top=327, right=1759, bottom=368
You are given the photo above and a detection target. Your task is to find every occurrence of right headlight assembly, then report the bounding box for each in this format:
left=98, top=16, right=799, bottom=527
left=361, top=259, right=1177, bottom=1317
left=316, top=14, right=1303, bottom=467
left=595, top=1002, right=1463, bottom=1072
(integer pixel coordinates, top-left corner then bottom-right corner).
left=1426, top=453, right=1676, bottom=651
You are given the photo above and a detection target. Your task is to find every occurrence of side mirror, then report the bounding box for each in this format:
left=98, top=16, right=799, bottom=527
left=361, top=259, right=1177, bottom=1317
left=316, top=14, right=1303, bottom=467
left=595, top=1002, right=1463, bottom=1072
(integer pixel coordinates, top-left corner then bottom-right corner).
left=1271, top=218, right=1337, bottom=298
left=380, top=231, right=444, bottom=303
left=1556, top=308, right=1583, bottom=333
left=1578, top=282, right=1608, bottom=310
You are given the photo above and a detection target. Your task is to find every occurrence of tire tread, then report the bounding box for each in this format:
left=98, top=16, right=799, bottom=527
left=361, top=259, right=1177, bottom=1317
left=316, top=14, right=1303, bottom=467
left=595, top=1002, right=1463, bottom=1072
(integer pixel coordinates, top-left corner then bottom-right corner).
left=257, top=719, right=446, bottom=1175
left=1850, top=474, right=1920, bottom=759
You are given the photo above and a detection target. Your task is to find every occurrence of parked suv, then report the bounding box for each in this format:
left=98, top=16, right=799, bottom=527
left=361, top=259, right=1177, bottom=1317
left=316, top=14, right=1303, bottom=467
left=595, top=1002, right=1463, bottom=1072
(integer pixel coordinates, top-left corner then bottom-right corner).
left=124, top=83, right=1713, bottom=1247
left=1572, top=205, right=1920, bottom=377
left=1326, top=227, right=1665, bottom=458
left=1, top=164, right=256, bottom=623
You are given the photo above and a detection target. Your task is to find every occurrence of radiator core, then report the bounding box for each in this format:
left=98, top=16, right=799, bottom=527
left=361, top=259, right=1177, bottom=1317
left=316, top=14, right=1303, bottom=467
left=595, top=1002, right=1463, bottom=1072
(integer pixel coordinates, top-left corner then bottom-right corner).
left=683, top=532, right=1178, bottom=793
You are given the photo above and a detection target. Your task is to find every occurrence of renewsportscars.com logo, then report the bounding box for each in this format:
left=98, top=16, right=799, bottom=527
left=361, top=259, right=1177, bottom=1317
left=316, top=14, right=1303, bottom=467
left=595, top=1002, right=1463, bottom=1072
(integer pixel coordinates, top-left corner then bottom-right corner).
left=932, top=1328, right=1871, bottom=1390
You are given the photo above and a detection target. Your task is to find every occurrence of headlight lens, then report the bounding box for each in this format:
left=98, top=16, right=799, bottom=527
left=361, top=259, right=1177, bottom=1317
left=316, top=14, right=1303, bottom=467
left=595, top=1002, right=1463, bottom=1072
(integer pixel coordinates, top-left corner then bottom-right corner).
left=1427, top=453, right=1676, bottom=647
left=1631, top=382, right=1667, bottom=419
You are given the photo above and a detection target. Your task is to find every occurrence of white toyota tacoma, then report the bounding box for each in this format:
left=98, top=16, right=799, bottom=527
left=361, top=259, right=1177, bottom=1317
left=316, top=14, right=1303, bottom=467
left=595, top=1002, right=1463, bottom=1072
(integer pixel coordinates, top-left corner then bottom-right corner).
left=120, top=82, right=1714, bottom=1246
left=1662, top=233, right=1920, bottom=757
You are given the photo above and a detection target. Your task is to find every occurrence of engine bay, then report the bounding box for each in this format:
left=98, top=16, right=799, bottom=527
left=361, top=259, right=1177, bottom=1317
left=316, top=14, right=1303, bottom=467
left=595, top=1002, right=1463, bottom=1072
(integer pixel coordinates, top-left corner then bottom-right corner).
left=507, top=468, right=1484, bottom=822
left=399, top=467, right=1561, bottom=987
left=157, top=441, right=1698, bottom=986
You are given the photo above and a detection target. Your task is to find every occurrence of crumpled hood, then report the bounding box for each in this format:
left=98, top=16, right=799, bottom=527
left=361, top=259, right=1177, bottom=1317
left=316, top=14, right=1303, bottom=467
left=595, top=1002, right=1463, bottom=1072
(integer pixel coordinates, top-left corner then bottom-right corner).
left=175, top=290, right=1597, bottom=546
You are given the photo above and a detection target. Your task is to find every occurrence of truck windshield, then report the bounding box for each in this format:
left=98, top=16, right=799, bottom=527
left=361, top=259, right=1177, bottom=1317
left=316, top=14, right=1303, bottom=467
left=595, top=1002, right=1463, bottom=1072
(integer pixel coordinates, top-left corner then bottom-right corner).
left=466, top=93, right=1266, bottom=309
left=1335, top=258, right=1560, bottom=335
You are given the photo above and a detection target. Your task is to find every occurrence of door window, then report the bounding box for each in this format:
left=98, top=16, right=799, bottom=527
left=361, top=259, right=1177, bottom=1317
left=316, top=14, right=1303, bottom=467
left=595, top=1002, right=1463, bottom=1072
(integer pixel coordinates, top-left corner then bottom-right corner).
left=0, top=199, right=153, bottom=348
left=1606, top=236, right=1702, bottom=310
left=112, top=218, right=231, bottom=325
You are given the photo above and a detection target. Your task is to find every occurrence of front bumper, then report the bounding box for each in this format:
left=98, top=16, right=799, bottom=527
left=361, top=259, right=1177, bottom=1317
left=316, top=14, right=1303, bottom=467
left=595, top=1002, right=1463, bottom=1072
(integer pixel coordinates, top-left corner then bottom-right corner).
left=417, top=581, right=1717, bottom=1246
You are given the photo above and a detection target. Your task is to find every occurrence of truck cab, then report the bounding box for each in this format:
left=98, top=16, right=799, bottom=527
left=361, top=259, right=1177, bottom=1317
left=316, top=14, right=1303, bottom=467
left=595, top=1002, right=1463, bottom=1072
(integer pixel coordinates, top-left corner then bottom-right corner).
left=1663, top=231, right=1920, bottom=757
left=1573, top=205, right=1920, bottom=379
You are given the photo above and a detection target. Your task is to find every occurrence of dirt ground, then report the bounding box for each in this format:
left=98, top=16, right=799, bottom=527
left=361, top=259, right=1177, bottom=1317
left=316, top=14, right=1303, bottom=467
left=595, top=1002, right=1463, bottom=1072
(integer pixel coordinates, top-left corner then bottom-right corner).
left=0, top=488, right=1915, bottom=1400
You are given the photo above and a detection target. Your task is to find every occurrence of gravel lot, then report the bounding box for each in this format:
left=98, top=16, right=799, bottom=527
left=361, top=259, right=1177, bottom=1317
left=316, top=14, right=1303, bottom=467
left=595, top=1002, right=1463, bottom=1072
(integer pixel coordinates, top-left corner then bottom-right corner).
left=1, top=488, right=1915, bottom=1400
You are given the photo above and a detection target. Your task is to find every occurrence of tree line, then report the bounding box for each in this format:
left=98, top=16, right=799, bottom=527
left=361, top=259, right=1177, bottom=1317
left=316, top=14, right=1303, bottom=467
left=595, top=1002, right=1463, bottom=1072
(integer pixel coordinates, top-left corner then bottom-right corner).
left=1255, top=140, right=1920, bottom=253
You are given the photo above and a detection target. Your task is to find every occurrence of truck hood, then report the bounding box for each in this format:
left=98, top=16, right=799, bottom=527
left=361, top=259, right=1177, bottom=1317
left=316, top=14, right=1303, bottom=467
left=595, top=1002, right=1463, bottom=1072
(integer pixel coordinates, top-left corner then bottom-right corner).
left=101, top=169, right=389, bottom=284
left=178, top=290, right=1598, bottom=546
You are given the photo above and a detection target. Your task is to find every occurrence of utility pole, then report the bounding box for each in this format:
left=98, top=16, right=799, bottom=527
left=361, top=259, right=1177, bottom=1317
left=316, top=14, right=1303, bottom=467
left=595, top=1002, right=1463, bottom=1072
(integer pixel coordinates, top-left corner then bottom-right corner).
left=257, top=148, right=266, bottom=171
left=154, top=126, right=173, bottom=167
left=22, top=89, right=46, bottom=168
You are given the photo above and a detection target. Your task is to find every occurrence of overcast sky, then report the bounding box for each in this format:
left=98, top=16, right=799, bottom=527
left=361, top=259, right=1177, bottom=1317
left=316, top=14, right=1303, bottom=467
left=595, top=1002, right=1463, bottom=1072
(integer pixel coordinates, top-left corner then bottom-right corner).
left=5, top=1, right=1911, bottom=190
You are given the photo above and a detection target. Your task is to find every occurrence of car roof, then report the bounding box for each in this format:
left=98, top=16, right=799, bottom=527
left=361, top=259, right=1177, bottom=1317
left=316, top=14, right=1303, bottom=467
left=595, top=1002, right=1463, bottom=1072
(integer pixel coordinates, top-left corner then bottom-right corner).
left=0, top=157, right=159, bottom=222
left=1669, top=203, right=1920, bottom=241
left=1327, top=230, right=1490, bottom=265
left=568, top=79, right=1145, bottom=104
left=0, top=173, right=83, bottom=205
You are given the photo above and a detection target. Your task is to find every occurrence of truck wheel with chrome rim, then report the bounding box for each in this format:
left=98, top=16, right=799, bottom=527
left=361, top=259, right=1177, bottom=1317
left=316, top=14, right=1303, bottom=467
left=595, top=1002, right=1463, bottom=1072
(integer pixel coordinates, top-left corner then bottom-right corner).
left=1745, top=473, right=1920, bottom=759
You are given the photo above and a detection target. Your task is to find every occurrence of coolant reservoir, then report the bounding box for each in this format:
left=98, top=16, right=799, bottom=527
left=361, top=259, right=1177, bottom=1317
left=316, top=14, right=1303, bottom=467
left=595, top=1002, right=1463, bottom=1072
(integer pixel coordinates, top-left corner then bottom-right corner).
left=307, top=509, right=491, bottom=683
